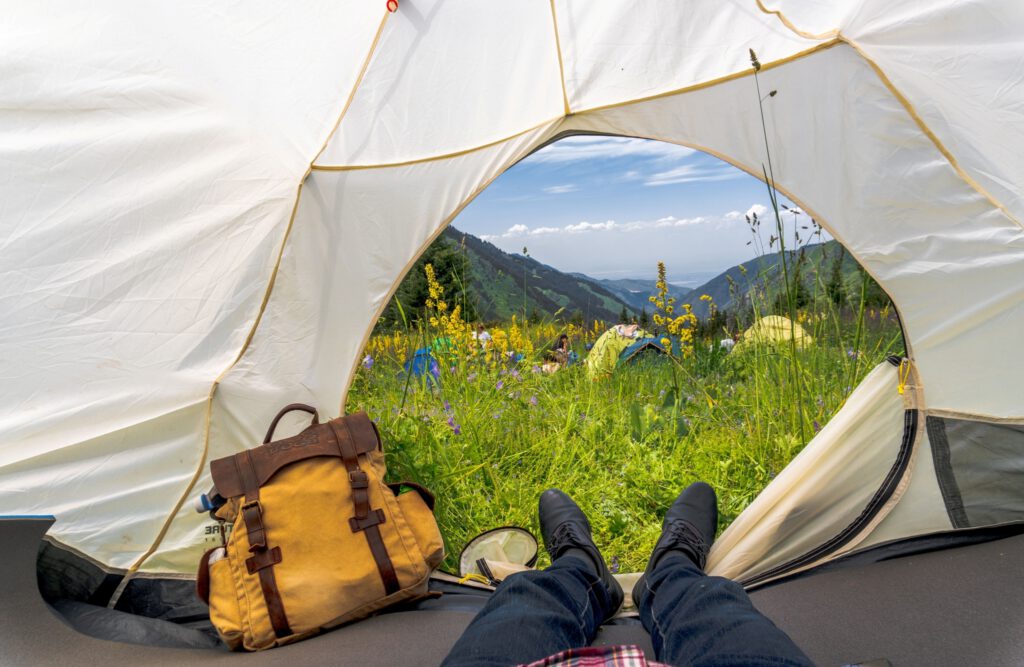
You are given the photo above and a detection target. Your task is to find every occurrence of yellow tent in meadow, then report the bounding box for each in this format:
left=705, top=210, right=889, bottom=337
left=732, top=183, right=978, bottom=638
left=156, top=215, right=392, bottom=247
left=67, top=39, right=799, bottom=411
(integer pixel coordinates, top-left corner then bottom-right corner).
left=734, top=315, right=813, bottom=353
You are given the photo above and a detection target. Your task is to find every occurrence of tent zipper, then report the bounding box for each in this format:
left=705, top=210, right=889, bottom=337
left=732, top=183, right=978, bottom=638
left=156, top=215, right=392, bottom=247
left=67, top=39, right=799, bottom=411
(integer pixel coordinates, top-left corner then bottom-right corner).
left=741, top=407, right=918, bottom=589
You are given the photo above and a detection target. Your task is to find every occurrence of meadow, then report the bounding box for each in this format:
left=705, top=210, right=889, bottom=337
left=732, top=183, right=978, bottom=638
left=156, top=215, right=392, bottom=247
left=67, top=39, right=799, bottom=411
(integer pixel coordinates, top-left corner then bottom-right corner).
left=347, top=262, right=903, bottom=574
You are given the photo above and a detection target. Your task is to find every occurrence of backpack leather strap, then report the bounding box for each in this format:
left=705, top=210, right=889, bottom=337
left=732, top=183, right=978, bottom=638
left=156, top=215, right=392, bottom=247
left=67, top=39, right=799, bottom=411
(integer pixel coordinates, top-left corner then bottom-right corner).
left=236, top=450, right=292, bottom=638
left=263, top=403, right=319, bottom=444
left=330, top=417, right=401, bottom=596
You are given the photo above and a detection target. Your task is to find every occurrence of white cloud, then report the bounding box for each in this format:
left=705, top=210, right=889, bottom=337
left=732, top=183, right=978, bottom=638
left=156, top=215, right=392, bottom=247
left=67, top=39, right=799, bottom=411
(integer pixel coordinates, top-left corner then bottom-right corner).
left=485, top=206, right=752, bottom=242
left=543, top=184, right=577, bottom=194
left=565, top=220, right=617, bottom=233
left=746, top=204, right=769, bottom=219
left=528, top=136, right=695, bottom=164
left=645, top=164, right=744, bottom=187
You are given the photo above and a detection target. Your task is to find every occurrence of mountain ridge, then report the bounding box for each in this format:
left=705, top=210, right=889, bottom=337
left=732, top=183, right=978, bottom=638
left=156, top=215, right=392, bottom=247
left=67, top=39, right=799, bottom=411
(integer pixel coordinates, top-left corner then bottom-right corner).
left=423, top=228, right=875, bottom=326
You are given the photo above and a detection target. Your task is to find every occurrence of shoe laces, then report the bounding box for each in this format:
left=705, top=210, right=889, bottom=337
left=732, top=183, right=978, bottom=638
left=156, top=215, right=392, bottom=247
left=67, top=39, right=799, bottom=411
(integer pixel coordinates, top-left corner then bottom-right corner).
left=663, top=519, right=708, bottom=568
left=548, top=522, right=588, bottom=555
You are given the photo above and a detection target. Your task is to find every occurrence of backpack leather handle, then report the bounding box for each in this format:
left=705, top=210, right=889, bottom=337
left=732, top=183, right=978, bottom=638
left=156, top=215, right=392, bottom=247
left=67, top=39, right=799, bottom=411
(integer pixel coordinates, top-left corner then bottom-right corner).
left=263, top=404, right=319, bottom=444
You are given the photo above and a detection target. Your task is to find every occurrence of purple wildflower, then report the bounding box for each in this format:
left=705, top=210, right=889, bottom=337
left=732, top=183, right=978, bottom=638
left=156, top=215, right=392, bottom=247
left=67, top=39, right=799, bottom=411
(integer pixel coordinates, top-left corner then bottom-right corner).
left=443, top=400, right=452, bottom=413
left=467, top=372, right=477, bottom=382
left=496, top=380, right=504, bottom=390
left=429, top=359, right=441, bottom=379
left=531, top=365, right=541, bottom=374
left=510, top=369, right=521, bottom=381
left=813, top=420, right=822, bottom=433
left=529, top=395, right=538, bottom=406
left=447, top=415, right=461, bottom=435
left=361, top=354, right=374, bottom=370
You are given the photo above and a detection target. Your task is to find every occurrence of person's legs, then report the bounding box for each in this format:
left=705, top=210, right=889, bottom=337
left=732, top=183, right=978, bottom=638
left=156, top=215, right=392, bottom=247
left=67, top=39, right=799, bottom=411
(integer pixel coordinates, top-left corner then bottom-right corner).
left=442, top=490, right=624, bottom=667
left=633, top=483, right=813, bottom=667
left=441, top=555, right=615, bottom=667
left=635, top=553, right=813, bottom=666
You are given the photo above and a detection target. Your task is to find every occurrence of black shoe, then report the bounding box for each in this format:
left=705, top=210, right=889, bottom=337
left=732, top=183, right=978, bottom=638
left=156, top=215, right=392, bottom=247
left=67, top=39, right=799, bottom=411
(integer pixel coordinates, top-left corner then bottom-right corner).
left=632, top=482, right=718, bottom=605
left=539, top=489, right=624, bottom=619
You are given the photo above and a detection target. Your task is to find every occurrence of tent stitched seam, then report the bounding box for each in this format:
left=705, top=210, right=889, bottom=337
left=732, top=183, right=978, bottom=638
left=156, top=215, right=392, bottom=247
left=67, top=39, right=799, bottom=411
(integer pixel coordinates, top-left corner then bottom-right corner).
left=753, top=0, right=1024, bottom=232
left=114, top=10, right=393, bottom=590
left=549, top=0, right=571, bottom=116
left=311, top=117, right=564, bottom=171
left=841, top=35, right=1024, bottom=232
left=754, top=0, right=839, bottom=40
left=312, top=40, right=841, bottom=171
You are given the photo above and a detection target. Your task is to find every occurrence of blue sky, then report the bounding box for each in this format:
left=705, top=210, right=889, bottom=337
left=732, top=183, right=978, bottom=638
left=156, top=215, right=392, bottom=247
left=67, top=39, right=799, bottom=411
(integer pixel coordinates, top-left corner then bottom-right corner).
left=453, top=136, right=818, bottom=286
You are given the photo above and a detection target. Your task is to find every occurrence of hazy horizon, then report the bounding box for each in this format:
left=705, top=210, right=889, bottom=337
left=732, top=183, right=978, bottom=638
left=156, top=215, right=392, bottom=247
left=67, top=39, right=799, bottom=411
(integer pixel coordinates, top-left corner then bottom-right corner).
left=452, top=136, right=826, bottom=284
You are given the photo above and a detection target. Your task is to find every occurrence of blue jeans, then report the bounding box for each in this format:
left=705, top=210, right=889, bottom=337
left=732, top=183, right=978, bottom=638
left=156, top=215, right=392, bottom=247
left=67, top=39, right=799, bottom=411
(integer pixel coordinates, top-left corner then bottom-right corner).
left=442, top=554, right=812, bottom=667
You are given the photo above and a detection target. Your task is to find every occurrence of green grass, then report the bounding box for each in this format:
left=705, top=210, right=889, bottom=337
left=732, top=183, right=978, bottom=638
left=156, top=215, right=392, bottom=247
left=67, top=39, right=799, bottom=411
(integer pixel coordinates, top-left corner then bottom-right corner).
left=347, top=306, right=903, bottom=574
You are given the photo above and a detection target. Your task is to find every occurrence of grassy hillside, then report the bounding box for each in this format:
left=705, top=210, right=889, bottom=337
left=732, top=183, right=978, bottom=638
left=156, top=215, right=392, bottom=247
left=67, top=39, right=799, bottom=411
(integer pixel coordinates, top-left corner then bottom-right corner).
left=684, top=241, right=887, bottom=320
left=444, top=227, right=634, bottom=324
left=352, top=271, right=904, bottom=572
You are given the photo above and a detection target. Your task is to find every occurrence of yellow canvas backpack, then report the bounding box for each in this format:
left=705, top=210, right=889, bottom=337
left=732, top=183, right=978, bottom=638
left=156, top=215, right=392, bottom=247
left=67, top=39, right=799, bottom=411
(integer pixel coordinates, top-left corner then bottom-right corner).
left=196, top=405, right=444, bottom=650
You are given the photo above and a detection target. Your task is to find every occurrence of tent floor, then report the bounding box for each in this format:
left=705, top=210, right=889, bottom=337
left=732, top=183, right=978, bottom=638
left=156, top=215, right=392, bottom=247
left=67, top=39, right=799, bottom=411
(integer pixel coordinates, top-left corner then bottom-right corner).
left=5, top=519, right=1022, bottom=666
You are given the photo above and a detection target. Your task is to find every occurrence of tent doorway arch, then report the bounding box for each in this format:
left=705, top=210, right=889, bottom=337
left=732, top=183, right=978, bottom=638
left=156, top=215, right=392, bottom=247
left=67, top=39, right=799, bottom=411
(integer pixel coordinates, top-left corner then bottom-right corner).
left=353, top=129, right=910, bottom=586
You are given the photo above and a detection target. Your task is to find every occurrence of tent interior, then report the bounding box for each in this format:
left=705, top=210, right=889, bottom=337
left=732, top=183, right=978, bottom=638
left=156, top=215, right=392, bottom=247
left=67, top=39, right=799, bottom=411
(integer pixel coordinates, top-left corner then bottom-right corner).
left=3, top=1, right=1024, bottom=664
left=8, top=518, right=1024, bottom=664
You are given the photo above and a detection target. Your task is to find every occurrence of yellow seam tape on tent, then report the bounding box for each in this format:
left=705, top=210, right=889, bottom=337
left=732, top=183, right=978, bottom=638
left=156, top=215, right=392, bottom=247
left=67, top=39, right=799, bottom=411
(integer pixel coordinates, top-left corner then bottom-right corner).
left=338, top=119, right=563, bottom=412
left=113, top=11, right=394, bottom=592
left=842, top=37, right=1024, bottom=232
left=754, top=0, right=840, bottom=40
left=578, top=39, right=841, bottom=116
left=549, top=0, right=571, bottom=116
left=312, top=11, right=393, bottom=165
left=752, top=0, right=1024, bottom=232
left=108, top=176, right=308, bottom=605
left=312, top=116, right=564, bottom=172
left=314, top=41, right=841, bottom=172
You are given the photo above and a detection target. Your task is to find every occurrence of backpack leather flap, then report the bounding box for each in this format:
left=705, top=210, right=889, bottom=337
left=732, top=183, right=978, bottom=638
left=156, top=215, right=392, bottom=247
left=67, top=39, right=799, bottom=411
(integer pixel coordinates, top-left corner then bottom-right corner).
left=211, top=412, right=381, bottom=497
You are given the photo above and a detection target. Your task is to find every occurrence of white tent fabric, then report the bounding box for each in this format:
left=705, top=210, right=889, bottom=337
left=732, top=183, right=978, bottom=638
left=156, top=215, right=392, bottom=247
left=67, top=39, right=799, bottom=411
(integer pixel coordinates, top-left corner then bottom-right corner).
left=1, top=1, right=1022, bottom=582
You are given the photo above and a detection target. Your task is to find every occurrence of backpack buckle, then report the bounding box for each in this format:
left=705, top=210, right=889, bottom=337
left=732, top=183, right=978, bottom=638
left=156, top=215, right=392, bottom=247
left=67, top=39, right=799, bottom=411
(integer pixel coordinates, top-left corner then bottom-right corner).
left=348, top=470, right=369, bottom=489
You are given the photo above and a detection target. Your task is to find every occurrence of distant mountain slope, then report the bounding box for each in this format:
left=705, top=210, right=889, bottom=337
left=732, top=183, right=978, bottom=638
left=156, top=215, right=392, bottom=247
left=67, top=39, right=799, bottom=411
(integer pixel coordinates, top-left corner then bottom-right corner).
left=684, top=241, right=870, bottom=318
left=583, top=277, right=692, bottom=315
left=444, top=227, right=635, bottom=323
left=419, top=230, right=876, bottom=326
